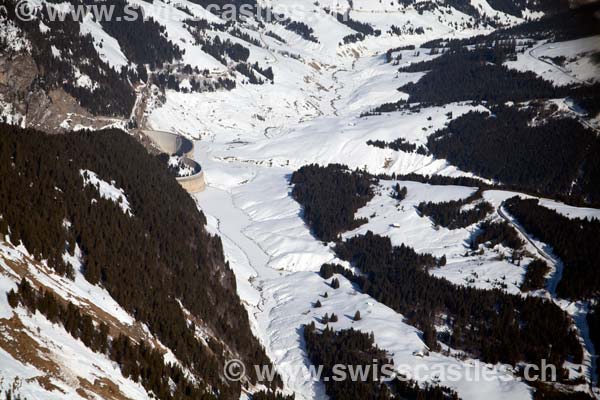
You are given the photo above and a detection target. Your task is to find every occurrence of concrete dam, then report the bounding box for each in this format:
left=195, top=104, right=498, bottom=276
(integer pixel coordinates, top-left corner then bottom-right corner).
left=142, top=130, right=205, bottom=193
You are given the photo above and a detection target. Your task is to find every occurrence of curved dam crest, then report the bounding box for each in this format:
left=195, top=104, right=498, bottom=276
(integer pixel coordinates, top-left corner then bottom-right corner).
left=142, top=129, right=206, bottom=193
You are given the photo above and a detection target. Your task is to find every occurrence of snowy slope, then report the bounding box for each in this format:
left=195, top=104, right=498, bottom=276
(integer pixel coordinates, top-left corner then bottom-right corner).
left=0, top=240, right=150, bottom=399
left=505, top=36, right=600, bottom=86
left=145, top=2, right=600, bottom=399
left=3, top=0, right=600, bottom=398
left=193, top=153, right=537, bottom=400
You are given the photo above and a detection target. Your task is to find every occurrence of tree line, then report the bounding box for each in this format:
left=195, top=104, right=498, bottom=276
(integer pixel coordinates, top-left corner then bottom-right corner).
left=505, top=197, right=600, bottom=300
left=426, top=106, right=600, bottom=207
left=0, top=124, right=281, bottom=398
left=304, top=324, right=459, bottom=399
left=291, top=164, right=376, bottom=242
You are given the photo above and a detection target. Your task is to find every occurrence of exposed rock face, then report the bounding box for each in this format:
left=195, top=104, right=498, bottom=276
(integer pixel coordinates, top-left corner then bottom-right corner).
left=0, top=53, right=123, bottom=133
left=0, top=53, right=37, bottom=100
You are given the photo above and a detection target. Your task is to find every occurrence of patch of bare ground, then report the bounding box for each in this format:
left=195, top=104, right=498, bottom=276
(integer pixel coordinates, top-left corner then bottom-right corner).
left=0, top=314, right=137, bottom=399
left=0, top=315, right=65, bottom=394
left=0, top=52, right=124, bottom=133
left=0, top=247, right=146, bottom=343
left=77, top=377, right=132, bottom=400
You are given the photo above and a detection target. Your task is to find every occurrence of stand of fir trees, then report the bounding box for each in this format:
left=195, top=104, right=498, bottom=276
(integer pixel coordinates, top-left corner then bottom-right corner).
left=291, top=164, right=376, bottom=242
left=469, top=220, right=524, bottom=251
left=520, top=260, right=551, bottom=292
left=100, top=0, right=183, bottom=67
left=504, top=197, right=600, bottom=300
left=0, top=124, right=282, bottom=399
left=427, top=107, right=600, bottom=206
left=367, top=138, right=428, bottom=155
left=421, top=2, right=598, bottom=47
left=417, top=190, right=493, bottom=230
left=304, top=323, right=459, bottom=399
left=391, top=184, right=408, bottom=202
left=2, top=1, right=136, bottom=116
left=289, top=165, right=584, bottom=376
left=9, top=279, right=211, bottom=400
left=319, top=232, right=581, bottom=371
left=389, top=37, right=598, bottom=110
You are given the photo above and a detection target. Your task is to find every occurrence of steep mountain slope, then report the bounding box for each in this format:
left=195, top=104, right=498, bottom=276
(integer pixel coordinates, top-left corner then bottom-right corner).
left=0, top=125, right=284, bottom=399
left=0, top=0, right=563, bottom=132
left=1, top=0, right=600, bottom=399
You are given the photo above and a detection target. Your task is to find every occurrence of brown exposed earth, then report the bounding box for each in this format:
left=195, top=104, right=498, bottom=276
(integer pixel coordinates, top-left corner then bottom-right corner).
left=0, top=53, right=124, bottom=133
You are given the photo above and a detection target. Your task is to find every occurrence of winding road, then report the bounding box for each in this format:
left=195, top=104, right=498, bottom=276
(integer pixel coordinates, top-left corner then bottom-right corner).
left=527, top=42, right=600, bottom=135
left=497, top=202, right=598, bottom=393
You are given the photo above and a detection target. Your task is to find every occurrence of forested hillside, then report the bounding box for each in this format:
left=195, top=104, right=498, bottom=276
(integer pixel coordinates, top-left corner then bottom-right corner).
left=2, top=0, right=136, bottom=116
left=504, top=197, right=600, bottom=300
left=291, top=165, right=582, bottom=373
left=304, top=324, right=459, bottom=399
left=0, top=124, right=282, bottom=399
left=321, top=233, right=581, bottom=370
left=426, top=106, right=600, bottom=206
left=1, top=0, right=599, bottom=398
left=291, top=164, right=376, bottom=242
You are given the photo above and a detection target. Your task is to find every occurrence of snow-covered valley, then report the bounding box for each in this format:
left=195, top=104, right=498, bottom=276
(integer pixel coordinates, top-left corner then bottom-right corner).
left=159, top=19, right=600, bottom=397
left=143, top=3, right=600, bottom=398
left=1, top=0, right=600, bottom=398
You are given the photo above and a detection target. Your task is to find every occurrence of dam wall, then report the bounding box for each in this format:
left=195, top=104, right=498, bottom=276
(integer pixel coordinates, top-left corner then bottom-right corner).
left=178, top=170, right=206, bottom=193
left=142, top=130, right=205, bottom=193
left=177, top=158, right=205, bottom=193
left=142, top=130, right=194, bottom=157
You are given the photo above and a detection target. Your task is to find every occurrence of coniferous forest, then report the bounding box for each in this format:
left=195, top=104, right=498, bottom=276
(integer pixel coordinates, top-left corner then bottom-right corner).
left=319, top=233, right=581, bottom=371
left=372, top=42, right=595, bottom=114
left=9, top=279, right=208, bottom=400
left=0, top=124, right=282, bottom=399
left=291, top=164, right=376, bottom=242
left=2, top=1, right=136, bottom=116
left=520, top=260, right=551, bottom=293
left=504, top=197, right=600, bottom=300
left=426, top=106, right=600, bottom=206
left=304, top=324, right=459, bottom=399
left=420, top=1, right=599, bottom=47
left=100, top=1, right=184, bottom=68
left=396, top=49, right=565, bottom=106
left=291, top=164, right=583, bottom=379
left=1, top=0, right=599, bottom=397
left=470, top=220, right=524, bottom=251
left=417, top=190, right=494, bottom=230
